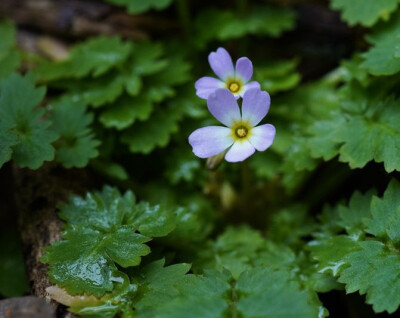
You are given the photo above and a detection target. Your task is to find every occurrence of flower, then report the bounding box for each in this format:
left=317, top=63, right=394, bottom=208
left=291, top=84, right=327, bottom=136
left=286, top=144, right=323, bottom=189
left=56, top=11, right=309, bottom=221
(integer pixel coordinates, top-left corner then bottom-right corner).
left=195, top=47, right=260, bottom=100
left=189, top=88, right=275, bottom=162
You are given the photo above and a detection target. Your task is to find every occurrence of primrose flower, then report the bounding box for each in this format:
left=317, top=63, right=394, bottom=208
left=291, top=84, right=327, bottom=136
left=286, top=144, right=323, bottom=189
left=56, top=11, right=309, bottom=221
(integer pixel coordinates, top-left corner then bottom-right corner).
left=195, top=47, right=260, bottom=100
left=189, top=88, right=275, bottom=162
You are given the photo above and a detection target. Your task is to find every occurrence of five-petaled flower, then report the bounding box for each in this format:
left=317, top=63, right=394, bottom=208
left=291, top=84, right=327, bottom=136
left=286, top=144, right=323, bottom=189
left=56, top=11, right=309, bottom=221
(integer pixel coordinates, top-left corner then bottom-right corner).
left=189, top=88, right=275, bottom=162
left=195, top=47, right=260, bottom=100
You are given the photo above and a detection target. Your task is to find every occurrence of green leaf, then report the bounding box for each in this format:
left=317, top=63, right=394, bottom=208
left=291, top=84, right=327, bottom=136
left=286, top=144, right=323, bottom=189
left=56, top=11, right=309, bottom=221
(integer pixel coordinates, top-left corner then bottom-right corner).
left=62, top=260, right=191, bottom=318
left=35, top=37, right=132, bottom=80
left=121, top=105, right=184, bottom=154
left=331, top=0, right=400, bottom=27
left=104, top=0, right=173, bottom=14
left=307, top=116, right=344, bottom=161
left=361, top=13, right=400, bottom=76
left=133, top=260, right=192, bottom=312
left=339, top=241, right=400, bottom=313
left=59, top=74, right=126, bottom=108
left=129, top=42, right=167, bottom=76
left=43, top=228, right=149, bottom=296
left=42, top=186, right=176, bottom=296
left=236, top=267, right=322, bottom=318
left=195, top=226, right=266, bottom=279
left=310, top=181, right=400, bottom=313
left=337, top=189, right=376, bottom=235
left=90, top=159, right=129, bottom=181
left=254, top=59, right=301, bottom=94
left=267, top=205, right=317, bottom=247
left=364, top=180, right=400, bottom=243
left=153, top=270, right=231, bottom=318
left=249, top=150, right=281, bottom=179
left=99, top=95, right=154, bottom=130
left=334, top=97, right=400, bottom=172
left=0, top=128, right=19, bottom=167
left=308, top=235, right=361, bottom=277
left=308, top=90, right=400, bottom=172
left=0, top=73, right=58, bottom=169
left=165, top=149, right=201, bottom=185
left=195, top=6, right=296, bottom=46
left=50, top=99, right=100, bottom=168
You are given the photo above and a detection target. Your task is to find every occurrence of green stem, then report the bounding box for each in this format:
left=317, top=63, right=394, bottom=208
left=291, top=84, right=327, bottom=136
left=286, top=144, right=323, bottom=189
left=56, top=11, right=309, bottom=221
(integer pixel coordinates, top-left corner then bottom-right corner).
left=241, top=160, right=251, bottom=200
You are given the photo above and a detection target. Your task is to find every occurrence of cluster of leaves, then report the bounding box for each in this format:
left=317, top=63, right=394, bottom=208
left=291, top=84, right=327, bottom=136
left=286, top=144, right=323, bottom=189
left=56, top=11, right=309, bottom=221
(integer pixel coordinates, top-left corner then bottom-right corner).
left=248, top=8, right=400, bottom=194
left=42, top=187, right=329, bottom=318
left=35, top=37, right=191, bottom=156
left=309, top=180, right=400, bottom=314
left=3, top=0, right=400, bottom=316
left=0, top=73, right=99, bottom=169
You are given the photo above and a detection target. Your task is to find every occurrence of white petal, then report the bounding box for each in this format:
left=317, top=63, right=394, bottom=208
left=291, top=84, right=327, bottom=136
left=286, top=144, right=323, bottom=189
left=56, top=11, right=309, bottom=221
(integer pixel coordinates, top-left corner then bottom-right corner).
left=207, top=88, right=241, bottom=127
left=225, top=140, right=255, bottom=162
left=249, top=124, right=276, bottom=151
left=188, top=126, right=233, bottom=158
left=241, top=88, right=271, bottom=126
left=208, top=47, right=234, bottom=80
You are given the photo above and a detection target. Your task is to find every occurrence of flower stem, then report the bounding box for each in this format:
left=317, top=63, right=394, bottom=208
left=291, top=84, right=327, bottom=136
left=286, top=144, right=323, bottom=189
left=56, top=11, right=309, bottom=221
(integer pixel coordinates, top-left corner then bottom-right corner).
left=241, top=160, right=251, bottom=199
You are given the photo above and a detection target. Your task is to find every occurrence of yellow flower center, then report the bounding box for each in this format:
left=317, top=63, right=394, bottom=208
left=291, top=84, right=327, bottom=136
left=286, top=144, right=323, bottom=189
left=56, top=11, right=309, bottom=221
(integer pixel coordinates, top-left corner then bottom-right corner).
left=231, top=121, right=251, bottom=141
left=235, top=126, right=248, bottom=138
left=229, top=82, right=240, bottom=93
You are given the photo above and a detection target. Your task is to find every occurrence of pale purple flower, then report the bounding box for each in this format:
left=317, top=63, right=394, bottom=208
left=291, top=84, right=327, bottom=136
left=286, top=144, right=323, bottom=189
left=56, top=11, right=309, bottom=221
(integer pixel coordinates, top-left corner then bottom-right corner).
left=195, top=47, right=260, bottom=100
left=189, top=88, right=275, bottom=163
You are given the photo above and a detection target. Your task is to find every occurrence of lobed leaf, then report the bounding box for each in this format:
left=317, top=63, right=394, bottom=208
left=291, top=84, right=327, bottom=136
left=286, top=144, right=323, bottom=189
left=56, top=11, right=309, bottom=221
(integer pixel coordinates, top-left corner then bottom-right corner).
left=50, top=99, right=100, bottom=168
left=42, top=186, right=177, bottom=296
left=0, top=73, right=58, bottom=169
left=331, top=0, right=400, bottom=27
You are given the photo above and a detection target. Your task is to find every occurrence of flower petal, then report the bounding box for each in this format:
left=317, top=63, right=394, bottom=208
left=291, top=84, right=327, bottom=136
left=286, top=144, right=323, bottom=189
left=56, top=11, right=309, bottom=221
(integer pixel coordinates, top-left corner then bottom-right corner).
left=225, top=140, right=256, bottom=162
left=241, top=88, right=271, bottom=126
left=249, top=124, right=276, bottom=151
left=195, top=76, right=225, bottom=99
left=239, top=81, right=261, bottom=98
left=188, top=126, right=233, bottom=158
left=208, top=47, right=234, bottom=81
left=235, top=57, right=253, bottom=82
left=207, top=88, right=241, bottom=126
